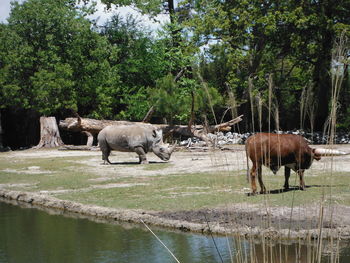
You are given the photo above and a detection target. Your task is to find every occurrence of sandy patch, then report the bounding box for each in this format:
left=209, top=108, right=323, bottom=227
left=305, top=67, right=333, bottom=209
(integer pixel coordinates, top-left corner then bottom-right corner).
left=2, top=164, right=55, bottom=175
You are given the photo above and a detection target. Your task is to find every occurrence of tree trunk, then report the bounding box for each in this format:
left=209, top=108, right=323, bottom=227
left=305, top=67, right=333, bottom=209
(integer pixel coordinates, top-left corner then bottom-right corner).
left=142, top=106, right=155, bottom=123
left=35, top=117, right=64, bottom=148
left=168, top=0, right=175, bottom=24
left=0, top=111, right=3, bottom=149
left=313, top=57, right=332, bottom=131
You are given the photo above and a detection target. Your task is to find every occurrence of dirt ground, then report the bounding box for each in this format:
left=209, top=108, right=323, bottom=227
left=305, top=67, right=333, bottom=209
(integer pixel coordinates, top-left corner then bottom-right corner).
left=2, top=144, right=350, bottom=240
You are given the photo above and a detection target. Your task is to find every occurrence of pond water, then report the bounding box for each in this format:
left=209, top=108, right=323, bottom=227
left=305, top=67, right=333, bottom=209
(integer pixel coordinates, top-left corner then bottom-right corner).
left=1, top=201, right=350, bottom=263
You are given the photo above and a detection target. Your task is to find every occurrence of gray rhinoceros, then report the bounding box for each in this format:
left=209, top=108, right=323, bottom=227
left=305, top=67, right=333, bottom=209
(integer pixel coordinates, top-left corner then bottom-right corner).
left=97, top=124, right=176, bottom=164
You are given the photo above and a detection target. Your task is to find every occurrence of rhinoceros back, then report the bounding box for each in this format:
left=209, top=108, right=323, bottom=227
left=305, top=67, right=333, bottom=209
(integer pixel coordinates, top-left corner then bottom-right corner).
left=98, top=124, right=156, bottom=153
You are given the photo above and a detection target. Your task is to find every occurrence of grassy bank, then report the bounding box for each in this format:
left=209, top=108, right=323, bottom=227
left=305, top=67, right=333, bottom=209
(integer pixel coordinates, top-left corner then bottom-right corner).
left=1, top=148, right=350, bottom=211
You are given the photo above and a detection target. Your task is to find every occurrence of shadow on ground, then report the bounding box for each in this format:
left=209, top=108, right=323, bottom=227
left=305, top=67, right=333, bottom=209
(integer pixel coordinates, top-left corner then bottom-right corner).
left=246, top=184, right=347, bottom=196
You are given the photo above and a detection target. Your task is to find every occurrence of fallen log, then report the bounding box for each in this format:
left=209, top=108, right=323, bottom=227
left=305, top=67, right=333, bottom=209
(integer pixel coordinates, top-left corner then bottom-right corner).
left=59, top=117, right=136, bottom=134
left=59, top=115, right=243, bottom=146
left=211, top=116, right=243, bottom=132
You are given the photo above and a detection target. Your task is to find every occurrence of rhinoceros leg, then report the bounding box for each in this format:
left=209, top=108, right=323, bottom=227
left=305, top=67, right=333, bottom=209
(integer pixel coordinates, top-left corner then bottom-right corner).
left=99, top=140, right=111, bottom=165
left=103, top=154, right=111, bottom=164
left=102, top=149, right=111, bottom=165
left=135, top=147, right=148, bottom=164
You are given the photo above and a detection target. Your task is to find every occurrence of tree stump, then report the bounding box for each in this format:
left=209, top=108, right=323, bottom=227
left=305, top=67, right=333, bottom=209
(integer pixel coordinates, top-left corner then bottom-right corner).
left=35, top=117, right=64, bottom=148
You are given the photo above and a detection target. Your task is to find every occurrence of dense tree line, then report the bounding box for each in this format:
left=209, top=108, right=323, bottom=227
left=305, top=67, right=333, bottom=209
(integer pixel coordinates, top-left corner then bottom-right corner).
left=0, top=0, right=350, bottom=146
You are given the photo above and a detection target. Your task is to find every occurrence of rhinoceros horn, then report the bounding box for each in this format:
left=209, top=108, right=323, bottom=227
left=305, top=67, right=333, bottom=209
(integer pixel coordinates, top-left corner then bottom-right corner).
left=170, top=142, right=178, bottom=153
left=169, top=141, right=177, bottom=153
left=314, top=148, right=348, bottom=156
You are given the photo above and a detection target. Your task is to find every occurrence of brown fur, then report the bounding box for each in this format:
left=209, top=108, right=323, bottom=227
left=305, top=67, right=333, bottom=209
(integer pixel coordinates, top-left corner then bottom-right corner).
left=245, top=133, right=321, bottom=194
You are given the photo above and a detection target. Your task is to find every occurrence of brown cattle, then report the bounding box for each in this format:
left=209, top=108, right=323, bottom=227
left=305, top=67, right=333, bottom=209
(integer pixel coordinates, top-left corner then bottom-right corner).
left=245, top=133, right=322, bottom=194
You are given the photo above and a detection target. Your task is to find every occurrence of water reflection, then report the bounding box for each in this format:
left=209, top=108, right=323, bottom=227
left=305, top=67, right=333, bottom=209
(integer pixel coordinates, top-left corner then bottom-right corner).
left=0, top=201, right=349, bottom=263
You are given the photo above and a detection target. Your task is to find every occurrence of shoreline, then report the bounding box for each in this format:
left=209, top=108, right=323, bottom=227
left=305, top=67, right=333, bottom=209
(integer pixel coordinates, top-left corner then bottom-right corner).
left=1, top=189, right=350, bottom=241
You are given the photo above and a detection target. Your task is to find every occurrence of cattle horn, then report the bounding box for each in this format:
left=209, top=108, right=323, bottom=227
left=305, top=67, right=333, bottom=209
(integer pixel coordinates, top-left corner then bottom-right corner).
left=314, top=148, right=348, bottom=156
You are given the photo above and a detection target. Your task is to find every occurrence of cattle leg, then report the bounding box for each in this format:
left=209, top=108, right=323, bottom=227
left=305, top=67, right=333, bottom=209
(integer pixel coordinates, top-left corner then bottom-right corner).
left=284, top=166, right=291, bottom=190
left=250, top=163, right=258, bottom=194
left=298, top=170, right=305, bottom=190
left=135, top=147, right=148, bottom=164
left=250, top=163, right=265, bottom=194
left=257, top=166, right=266, bottom=194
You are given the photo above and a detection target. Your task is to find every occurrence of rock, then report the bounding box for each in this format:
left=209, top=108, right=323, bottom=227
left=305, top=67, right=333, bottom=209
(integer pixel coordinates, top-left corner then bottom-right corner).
left=179, top=130, right=350, bottom=148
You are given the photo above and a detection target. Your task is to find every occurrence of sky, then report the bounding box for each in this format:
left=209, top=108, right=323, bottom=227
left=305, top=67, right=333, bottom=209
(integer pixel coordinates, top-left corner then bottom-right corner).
left=0, top=0, right=168, bottom=30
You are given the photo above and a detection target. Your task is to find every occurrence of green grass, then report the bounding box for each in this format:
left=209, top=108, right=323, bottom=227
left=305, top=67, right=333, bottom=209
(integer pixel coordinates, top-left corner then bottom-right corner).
left=0, top=155, right=95, bottom=191
left=54, top=171, right=350, bottom=211
left=1, top=151, right=350, bottom=212
left=56, top=172, right=242, bottom=210
left=142, top=163, right=173, bottom=171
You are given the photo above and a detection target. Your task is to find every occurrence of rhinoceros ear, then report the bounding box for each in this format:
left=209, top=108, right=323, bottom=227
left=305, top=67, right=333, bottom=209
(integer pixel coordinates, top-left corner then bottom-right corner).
left=152, top=129, right=163, bottom=142
left=157, top=129, right=163, bottom=138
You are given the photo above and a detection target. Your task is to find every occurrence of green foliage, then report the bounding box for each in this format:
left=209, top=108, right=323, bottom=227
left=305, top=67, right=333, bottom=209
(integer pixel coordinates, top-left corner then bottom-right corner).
left=145, top=21, right=222, bottom=124
left=148, top=71, right=224, bottom=124
left=30, top=64, right=75, bottom=115
left=0, top=0, right=120, bottom=118
left=100, top=14, right=169, bottom=120
left=184, top=0, right=350, bottom=130
left=195, top=80, right=223, bottom=116
left=101, top=0, right=164, bottom=17
left=149, top=74, right=190, bottom=123
left=116, top=86, right=151, bottom=120
left=1, top=0, right=350, bottom=130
